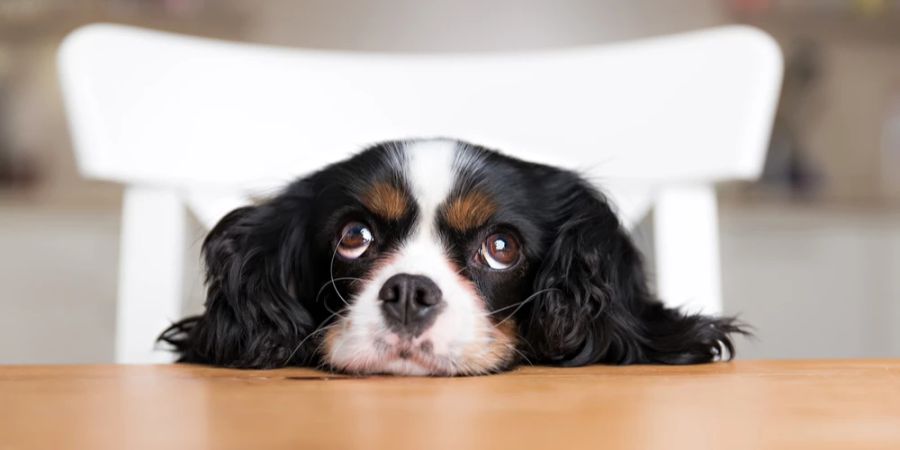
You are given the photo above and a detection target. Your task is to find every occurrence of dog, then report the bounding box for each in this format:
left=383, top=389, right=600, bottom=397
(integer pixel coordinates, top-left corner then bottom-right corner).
left=160, top=138, right=746, bottom=375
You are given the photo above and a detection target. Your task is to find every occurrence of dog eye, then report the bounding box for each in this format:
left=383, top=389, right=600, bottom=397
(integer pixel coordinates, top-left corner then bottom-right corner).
left=478, top=233, right=520, bottom=270
left=337, top=222, right=373, bottom=259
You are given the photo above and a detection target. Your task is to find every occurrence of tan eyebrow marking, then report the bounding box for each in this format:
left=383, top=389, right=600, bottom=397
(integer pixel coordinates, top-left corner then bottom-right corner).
left=443, top=191, right=496, bottom=232
left=363, top=181, right=408, bottom=220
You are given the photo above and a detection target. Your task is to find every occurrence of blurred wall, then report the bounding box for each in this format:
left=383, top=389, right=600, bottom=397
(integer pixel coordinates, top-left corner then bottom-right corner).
left=246, top=0, right=726, bottom=51
left=750, top=13, right=900, bottom=204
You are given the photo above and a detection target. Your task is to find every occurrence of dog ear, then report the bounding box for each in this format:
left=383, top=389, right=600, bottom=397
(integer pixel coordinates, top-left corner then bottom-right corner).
left=158, top=183, right=318, bottom=368
left=524, top=174, right=746, bottom=365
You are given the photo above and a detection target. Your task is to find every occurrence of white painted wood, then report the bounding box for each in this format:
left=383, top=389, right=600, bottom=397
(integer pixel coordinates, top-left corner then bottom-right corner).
left=184, top=190, right=253, bottom=229
left=57, top=24, right=781, bottom=362
left=603, top=184, right=655, bottom=230
left=58, top=23, right=781, bottom=191
left=653, top=185, right=722, bottom=315
left=116, top=187, right=186, bottom=363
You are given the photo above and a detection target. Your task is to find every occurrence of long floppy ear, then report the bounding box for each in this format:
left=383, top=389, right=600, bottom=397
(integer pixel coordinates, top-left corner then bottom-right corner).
left=158, top=184, right=318, bottom=368
left=524, top=174, right=746, bottom=365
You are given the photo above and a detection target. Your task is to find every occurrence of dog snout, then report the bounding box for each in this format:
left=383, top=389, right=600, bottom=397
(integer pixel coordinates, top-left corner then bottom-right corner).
left=378, top=273, right=444, bottom=336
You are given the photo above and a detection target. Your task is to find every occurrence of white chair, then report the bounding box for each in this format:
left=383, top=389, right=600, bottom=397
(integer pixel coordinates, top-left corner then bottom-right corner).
left=58, top=24, right=782, bottom=363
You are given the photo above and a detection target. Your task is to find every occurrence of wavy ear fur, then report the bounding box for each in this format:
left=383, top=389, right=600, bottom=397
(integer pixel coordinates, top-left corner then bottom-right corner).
left=158, top=183, right=317, bottom=368
left=524, top=175, right=747, bottom=365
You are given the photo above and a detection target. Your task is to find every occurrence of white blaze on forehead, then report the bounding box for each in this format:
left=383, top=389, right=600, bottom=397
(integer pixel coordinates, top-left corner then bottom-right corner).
left=404, top=139, right=459, bottom=230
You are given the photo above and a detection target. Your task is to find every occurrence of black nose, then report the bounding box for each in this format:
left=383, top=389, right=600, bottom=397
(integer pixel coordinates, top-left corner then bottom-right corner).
left=378, top=273, right=445, bottom=336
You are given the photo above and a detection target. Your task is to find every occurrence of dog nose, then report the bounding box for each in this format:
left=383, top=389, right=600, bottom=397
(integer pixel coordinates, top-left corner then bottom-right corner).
left=378, top=273, right=444, bottom=336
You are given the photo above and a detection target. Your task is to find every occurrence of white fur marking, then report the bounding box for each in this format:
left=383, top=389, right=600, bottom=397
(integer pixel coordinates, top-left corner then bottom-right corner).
left=406, top=139, right=457, bottom=235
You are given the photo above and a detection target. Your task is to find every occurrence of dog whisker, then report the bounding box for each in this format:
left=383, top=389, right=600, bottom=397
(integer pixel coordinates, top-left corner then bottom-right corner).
left=283, top=312, right=346, bottom=366
left=479, top=288, right=561, bottom=326
left=314, top=277, right=365, bottom=304
left=328, top=235, right=353, bottom=307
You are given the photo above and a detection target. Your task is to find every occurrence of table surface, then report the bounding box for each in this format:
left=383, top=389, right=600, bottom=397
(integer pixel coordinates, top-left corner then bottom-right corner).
left=2, top=360, right=899, bottom=450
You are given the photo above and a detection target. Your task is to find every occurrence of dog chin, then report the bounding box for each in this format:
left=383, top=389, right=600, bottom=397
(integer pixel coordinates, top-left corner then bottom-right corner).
left=325, top=324, right=517, bottom=376
left=326, top=336, right=449, bottom=376
left=376, top=344, right=449, bottom=376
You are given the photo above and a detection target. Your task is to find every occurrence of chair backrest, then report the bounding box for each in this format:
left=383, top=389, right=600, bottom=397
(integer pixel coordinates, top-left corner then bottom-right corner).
left=58, top=24, right=782, bottom=363
left=60, top=23, right=781, bottom=226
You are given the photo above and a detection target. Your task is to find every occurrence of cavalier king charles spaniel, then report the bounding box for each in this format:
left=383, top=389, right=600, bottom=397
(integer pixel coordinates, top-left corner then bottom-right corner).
left=160, top=138, right=746, bottom=375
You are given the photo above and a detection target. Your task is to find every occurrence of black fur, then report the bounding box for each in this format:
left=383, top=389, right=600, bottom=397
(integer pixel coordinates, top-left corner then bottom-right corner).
left=160, top=184, right=318, bottom=367
left=523, top=173, right=745, bottom=365
left=159, top=139, right=747, bottom=372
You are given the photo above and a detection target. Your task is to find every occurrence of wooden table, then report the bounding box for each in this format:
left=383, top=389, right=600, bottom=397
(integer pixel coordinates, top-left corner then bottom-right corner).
left=2, top=360, right=899, bottom=450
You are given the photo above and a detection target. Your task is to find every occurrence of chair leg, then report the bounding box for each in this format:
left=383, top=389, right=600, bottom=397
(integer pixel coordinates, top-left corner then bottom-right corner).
left=116, top=187, right=186, bottom=363
left=653, top=185, right=722, bottom=315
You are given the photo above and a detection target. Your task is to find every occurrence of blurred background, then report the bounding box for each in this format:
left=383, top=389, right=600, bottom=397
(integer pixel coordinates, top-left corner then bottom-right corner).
left=1, top=0, right=899, bottom=363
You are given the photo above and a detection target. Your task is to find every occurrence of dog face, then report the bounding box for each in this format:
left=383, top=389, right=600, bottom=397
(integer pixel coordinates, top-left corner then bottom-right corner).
left=161, top=139, right=744, bottom=375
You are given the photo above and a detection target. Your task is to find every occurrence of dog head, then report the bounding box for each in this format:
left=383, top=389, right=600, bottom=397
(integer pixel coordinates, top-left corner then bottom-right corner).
left=161, top=138, right=744, bottom=375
